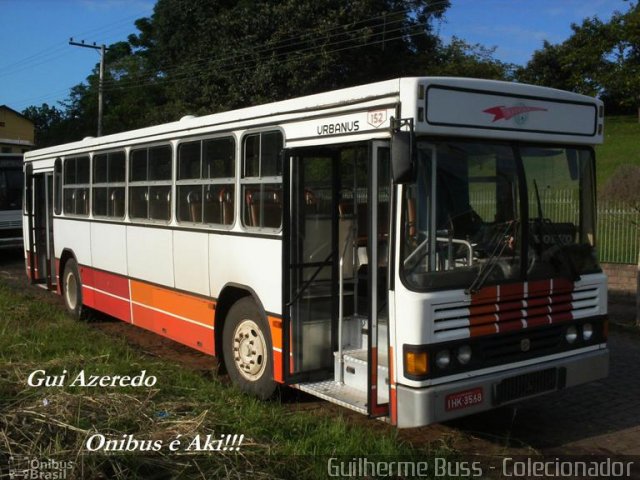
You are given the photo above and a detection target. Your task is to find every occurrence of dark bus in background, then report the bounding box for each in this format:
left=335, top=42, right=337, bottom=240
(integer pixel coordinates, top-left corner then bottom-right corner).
left=0, top=154, right=24, bottom=248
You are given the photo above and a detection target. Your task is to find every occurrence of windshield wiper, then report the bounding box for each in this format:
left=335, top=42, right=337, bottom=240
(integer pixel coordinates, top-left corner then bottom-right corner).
left=531, top=180, right=580, bottom=281
left=465, top=220, right=516, bottom=295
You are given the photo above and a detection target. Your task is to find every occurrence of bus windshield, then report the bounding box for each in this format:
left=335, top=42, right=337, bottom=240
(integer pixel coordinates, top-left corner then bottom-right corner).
left=0, top=167, right=23, bottom=211
left=401, top=140, right=599, bottom=292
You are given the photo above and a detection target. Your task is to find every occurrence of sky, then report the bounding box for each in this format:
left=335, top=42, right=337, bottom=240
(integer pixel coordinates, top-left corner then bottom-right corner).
left=0, top=0, right=632, bottom=113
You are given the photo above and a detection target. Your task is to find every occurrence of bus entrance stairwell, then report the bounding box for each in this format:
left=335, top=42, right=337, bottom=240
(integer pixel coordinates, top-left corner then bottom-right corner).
left=283, top=144, right=390, bottom=417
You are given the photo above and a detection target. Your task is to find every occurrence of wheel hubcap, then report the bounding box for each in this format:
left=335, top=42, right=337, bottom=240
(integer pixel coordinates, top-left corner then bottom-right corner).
left=232, top=319, right=267, bottom=381
left=65, top=271, right=78, bottom=310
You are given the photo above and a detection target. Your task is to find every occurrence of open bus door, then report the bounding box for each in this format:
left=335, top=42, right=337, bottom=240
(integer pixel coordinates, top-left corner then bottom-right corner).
left=25, top=165, right=56, bottom=289
left=283, top=142, right=390, bottom=418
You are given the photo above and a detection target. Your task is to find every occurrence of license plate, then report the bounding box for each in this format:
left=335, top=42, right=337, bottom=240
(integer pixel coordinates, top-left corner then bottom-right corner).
left=445, top=387, right=484, bottom=411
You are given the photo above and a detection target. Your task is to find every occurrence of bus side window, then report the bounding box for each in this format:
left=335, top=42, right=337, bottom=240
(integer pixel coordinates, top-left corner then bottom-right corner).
left=241, top=131, right=283, bottom=230
left=177, top=137, right=235, bottom=227
left=129, top=145, right=172, bottom=222
left=63, top=156, right=90, bottom=216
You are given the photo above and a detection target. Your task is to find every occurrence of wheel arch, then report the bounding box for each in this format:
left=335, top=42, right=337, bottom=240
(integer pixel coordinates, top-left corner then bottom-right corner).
left=214, top=282, right=269, bottom=366
left=58, top=249, right=77, bottom=295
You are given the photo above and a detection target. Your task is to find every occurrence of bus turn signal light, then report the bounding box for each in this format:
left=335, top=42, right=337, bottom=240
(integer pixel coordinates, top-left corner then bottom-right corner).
left=406, top=351, right=429, bottom=376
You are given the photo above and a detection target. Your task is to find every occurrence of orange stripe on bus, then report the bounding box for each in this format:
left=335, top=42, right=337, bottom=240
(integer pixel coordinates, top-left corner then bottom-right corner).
left=268, top=316, right=284, bottom=383
left=130, top=280, right=215, bottom=327
left=132, top=303, right=214, bottom=354
left=268, top=316, right=282, bottom=350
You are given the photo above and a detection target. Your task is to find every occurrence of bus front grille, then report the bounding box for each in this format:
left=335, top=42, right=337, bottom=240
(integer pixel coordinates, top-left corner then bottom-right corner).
left=431, top=280, right=601, bottom=342
left=494, top=368, right=560, bottom=405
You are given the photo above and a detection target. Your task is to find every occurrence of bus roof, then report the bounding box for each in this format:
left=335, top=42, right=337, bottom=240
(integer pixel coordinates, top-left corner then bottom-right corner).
left=24, top=77, right=603, bottom=161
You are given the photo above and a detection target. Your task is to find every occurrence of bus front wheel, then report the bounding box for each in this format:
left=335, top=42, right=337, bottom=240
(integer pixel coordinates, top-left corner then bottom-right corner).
left=222, top=297, right=277, bottom=399
left=62, top=259, right=85, bottom=319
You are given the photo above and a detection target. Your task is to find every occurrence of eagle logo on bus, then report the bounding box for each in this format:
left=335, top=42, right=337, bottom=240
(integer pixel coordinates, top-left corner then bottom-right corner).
left=483, top=103, right=548, bottom=125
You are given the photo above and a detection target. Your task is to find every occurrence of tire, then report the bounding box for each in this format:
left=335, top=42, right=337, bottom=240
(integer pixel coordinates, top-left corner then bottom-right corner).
left=222, top=297, right=277, bottom=399
left=62, top=259, right=85, bottom=319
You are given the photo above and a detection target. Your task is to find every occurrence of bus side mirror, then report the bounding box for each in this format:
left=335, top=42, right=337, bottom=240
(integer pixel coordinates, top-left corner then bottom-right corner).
left=391, top=131, right=416, bottom=184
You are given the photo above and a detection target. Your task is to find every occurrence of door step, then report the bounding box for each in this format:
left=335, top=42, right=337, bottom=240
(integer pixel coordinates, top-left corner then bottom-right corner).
left=296, top=380, right=368, bottom=415
left=334, top=349, right=389, bottom=403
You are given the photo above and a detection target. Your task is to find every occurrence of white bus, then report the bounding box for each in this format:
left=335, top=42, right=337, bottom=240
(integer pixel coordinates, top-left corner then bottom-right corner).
left=0, top=153, right=24, bottom=249
left=23, top=77, right=608, bottom=427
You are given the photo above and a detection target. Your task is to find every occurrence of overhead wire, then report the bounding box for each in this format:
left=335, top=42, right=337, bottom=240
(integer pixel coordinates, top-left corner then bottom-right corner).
left=11, top=1, right=450, bottom=108
left=98, top=9, right=416, bottom=89
left=98, top=3, right=448, bottom=92
left=102, top=23, right=431, bottom=94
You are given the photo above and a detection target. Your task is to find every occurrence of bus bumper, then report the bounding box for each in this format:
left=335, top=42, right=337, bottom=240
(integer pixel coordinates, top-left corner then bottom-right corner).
left=396, top=348, right=609, bottom=428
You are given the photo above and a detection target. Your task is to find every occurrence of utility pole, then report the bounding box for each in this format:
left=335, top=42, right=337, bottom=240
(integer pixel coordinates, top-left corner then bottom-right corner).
left=69, top=38, right=107, bottom=137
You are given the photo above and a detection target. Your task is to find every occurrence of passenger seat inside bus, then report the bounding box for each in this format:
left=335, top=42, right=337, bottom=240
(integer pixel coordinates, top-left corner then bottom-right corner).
left=187, top=190, right=201, bottom=222
left=245, top=189, right=281, bottom=228
left=110, top=189, right=124, bottom=218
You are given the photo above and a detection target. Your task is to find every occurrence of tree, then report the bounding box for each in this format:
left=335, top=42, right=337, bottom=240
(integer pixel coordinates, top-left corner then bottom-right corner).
left=22, top=0, right=516, bottom=143
left=601, top=165, right=640, bottom=325
left=124, top=0, right=451, bottom=116
left=516, top=2, right=640, bottom=116
left=21, top=104, right=63, bottom=147
left=434, top=37, right=515, bottom=80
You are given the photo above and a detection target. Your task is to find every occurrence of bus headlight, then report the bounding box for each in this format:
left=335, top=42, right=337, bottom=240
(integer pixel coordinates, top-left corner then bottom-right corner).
left=456, top=345, right=472, bottom=365
left=565, top=326, right=578, bottom=344
left=435, top=350, right=450, bottom=369
left=582, top=323, right=593, bottom=341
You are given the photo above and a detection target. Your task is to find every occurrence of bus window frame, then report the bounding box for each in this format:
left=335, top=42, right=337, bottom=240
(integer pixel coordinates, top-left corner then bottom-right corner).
left=62, top=155, right=91, bottom=217
left=175, top=134, right=237, bottom=229
left=92, top=149, right=126, bottom=220
left=240, top=129, right=284, bottom=232
left=127, top=143, right=173, bottom=224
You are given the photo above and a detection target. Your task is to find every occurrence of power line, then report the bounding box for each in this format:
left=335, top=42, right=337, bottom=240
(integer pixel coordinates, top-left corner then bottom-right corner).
left=16, top=1, right=450, bottom=109
left=0, top=9, right=150, bottom=77
left=99, top=10, right=425, bottom=91
left=102, top=24, right=429, bottom=95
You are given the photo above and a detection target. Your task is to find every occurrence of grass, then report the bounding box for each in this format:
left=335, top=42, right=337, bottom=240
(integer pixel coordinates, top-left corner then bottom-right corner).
left=596, top=115, right=640, bottom=189
left=0, top=284, right=449, bottom=479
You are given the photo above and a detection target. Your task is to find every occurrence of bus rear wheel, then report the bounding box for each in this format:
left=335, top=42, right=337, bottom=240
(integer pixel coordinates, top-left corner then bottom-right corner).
left=62, top=259, right=85, bottom=319
left=222, top=298, right=276, bottom=399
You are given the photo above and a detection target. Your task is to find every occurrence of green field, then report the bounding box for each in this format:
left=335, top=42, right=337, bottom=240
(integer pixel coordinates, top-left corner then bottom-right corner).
left=0, top=285, right=443, bottom=479
left=596, top=115, right=640, bottom=189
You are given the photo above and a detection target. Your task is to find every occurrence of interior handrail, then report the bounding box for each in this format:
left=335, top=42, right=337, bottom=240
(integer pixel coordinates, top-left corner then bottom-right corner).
left=337, top=223, right=355, bottom=384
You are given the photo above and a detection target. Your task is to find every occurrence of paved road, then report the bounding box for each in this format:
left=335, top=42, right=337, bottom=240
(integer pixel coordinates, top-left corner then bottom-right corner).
left=2, top=249, right=638, bottom=457
left=442, top=329, right=640, bottom=456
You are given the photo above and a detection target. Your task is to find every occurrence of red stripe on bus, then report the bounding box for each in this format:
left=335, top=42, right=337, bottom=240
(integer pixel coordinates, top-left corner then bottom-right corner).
left=389, top=346, right=397, bottom=426
left=81, top=284, right=95, bottom=307
left=86, top=288, right=131, bottom=322
left=470, top=324, right=498, bottom=337
left=470, top=285, right=498, bottom=303
left=500, top=282, right=525, bottom=298
left=527, top=279, right=552, bottom=296
left=495, top=310, right=523, bottom=322
left=498, top=319, right=524, bottom=333
left=87, top=268, right=130, bottom=300
left=55, top=258, right=61, bottom=295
